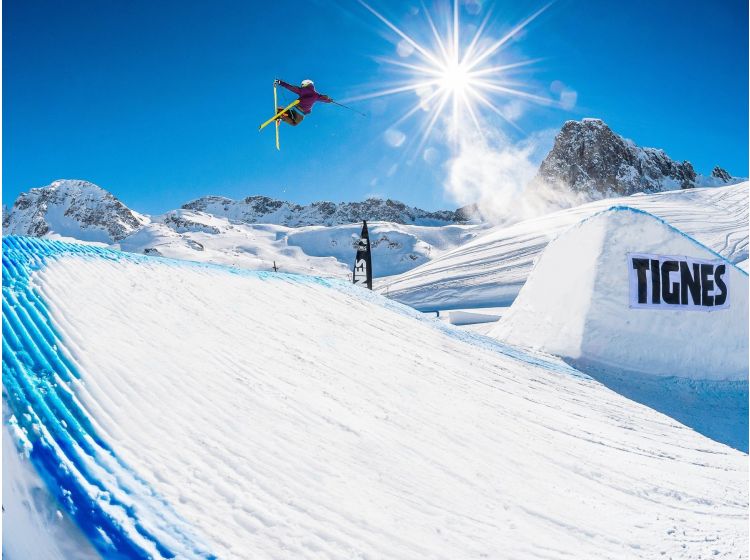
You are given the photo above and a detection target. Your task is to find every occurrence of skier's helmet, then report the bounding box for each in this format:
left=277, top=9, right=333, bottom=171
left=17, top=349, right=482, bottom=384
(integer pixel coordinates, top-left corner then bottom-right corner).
left=300, top=79, right=314, bottom=88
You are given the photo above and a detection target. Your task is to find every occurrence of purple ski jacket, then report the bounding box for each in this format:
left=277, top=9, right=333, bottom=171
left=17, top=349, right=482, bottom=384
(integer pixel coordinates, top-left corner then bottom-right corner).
left=277, top=80, right=332, bottom=114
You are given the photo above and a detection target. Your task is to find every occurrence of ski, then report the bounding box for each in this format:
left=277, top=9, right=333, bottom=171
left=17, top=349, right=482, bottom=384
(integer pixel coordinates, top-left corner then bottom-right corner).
left=274, top=84, right=280, bottom=150
left=258, top=99, right=300, bottom=131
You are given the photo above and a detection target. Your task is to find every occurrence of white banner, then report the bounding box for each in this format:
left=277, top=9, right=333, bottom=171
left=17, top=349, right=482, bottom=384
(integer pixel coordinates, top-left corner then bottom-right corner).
left=628, top=253, right=730, bottom=311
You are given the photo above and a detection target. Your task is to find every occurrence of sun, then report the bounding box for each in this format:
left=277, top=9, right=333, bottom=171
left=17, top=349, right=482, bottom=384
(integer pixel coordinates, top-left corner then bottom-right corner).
left=345, top=0, right=552, bottom=151
left=440, top=61, right=471, bottom=94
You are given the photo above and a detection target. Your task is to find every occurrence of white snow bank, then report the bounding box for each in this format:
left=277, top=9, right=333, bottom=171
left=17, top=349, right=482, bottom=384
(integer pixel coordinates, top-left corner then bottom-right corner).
left=492, top=207, right=748, bottom=381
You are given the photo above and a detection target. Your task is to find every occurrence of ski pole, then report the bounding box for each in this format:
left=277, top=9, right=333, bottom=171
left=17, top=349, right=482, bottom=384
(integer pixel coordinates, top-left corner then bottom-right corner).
left=331, top=100, right=368, bottom=118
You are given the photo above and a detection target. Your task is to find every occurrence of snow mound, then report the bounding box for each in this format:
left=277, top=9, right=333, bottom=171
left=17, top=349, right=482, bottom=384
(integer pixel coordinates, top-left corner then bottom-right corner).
left=492, top=206, right=748, bottom=381
left=3, top=236, right=747, bottom=558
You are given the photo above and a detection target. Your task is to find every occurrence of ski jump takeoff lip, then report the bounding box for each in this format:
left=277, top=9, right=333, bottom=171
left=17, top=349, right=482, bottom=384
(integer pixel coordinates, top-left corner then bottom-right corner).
left=628, top=253, right=729, bottom=310
left=2, top=237, right=217, bottom=560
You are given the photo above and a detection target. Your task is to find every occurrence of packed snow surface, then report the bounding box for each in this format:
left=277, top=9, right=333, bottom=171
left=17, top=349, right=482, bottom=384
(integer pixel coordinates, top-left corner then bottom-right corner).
left=381, top=182, right=749, bottom=310
left=3, top=237, right=747, bottom=559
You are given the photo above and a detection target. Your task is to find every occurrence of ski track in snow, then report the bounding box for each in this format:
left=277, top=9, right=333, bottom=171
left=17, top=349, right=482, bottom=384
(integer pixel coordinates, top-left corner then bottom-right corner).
left=381, top=183, right=749, bottom=310
left=2, top=237, right=748, bottom=559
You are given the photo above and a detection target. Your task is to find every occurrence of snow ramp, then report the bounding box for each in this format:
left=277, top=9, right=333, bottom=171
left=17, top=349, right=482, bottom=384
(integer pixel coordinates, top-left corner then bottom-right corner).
left=492, top=207, right=748, bottom=449
left=3, top=236, right=747, bottom=559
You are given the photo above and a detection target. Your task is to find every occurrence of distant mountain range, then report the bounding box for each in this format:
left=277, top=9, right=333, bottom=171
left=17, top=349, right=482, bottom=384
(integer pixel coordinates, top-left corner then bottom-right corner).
left=1, top=179, right=484, bottom=279
left=181, top=195, right=471, bottom=227
left=2, top=181, right=475, bottom=246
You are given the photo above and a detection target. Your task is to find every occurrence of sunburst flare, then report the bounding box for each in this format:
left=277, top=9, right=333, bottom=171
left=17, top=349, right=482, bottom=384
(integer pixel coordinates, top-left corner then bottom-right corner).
left=347, top=0, right=553, bottom=151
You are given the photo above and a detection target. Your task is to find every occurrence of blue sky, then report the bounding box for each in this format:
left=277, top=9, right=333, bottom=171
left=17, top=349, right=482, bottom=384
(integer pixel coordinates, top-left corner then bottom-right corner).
left=4, top=0, right=748, bottom=213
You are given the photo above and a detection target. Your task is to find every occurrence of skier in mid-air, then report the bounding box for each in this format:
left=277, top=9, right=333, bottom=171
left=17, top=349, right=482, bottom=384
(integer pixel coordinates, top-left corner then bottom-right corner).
left=274, top=79, right=333, bottom=126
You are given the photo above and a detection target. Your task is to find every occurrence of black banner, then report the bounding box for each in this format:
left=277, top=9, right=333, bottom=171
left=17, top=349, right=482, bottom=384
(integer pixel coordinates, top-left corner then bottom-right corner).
left=353, top=220, right=373, bottom=290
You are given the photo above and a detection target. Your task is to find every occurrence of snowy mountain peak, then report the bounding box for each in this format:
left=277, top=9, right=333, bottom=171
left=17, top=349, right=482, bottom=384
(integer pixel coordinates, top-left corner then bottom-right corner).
left=3, top=179, right=146, bottom=243
left=48, top=178, right=102, bottom=193
left=580, top=117, right=605, bottom=126
left=534, top=119, right=739, bottom=199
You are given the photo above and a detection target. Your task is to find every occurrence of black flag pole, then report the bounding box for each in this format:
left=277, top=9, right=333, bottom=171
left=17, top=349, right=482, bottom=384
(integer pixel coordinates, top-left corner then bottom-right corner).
left=352, top=220, right=373, bottom=290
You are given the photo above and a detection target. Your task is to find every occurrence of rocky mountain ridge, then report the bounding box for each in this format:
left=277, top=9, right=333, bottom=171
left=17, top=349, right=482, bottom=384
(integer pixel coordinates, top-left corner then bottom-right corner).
left=535, top=118, right=742, bottom=198
left=181, top=195, right=468, bottom=227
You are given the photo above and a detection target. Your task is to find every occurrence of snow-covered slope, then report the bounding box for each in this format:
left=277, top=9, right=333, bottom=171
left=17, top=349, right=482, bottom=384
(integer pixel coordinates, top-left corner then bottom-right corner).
left=116, top=210, right=482, bottom=278
left=285, top=221, right=481, bottom=276
left=4, top=237, right=747, bottom=559
left=117, top=210, right=350, bottom=277
left=381, top=182, right=749, bottom=310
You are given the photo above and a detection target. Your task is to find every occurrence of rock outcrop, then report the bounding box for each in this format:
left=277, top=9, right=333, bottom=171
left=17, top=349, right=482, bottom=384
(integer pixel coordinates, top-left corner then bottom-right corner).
left=536, top=119, right=699, bottom=198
